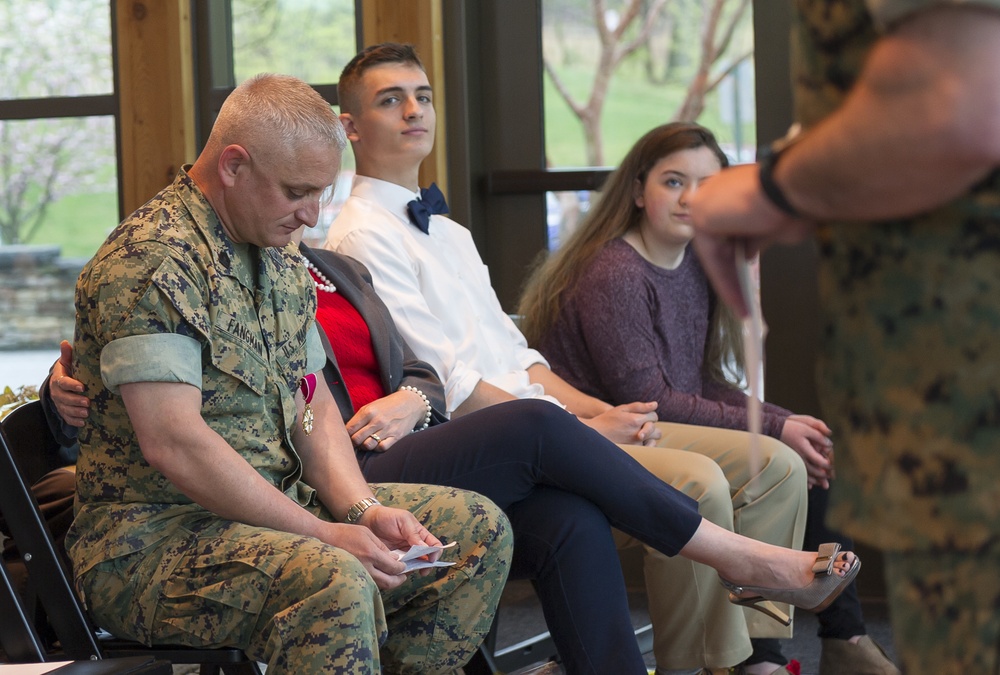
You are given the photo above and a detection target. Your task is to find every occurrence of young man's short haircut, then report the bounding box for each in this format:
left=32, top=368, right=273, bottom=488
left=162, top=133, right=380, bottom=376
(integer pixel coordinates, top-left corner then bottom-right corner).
left=337, top=43, right=425, bottom=114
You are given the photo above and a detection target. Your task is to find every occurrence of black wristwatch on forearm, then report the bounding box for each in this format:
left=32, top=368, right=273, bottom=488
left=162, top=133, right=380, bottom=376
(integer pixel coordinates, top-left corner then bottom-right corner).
left=758, top=126, right=803, bottom=218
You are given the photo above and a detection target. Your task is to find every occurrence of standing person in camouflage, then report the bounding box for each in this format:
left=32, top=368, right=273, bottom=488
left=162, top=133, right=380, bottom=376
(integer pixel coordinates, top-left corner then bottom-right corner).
left=65, top=72, right=512, bottom=675
left=689, top=2, right=1000, bottom=673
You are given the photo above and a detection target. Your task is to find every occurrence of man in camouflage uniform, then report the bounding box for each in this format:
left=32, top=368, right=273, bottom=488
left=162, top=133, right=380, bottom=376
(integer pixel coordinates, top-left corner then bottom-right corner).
left=65, top=73, right=512, bottom=675
left=689, top=2, right=1000, bottom=673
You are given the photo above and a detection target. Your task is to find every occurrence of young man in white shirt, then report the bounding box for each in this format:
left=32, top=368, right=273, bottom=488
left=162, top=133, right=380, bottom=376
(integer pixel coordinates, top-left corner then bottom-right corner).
left=324, top=43, right=809, bottom=674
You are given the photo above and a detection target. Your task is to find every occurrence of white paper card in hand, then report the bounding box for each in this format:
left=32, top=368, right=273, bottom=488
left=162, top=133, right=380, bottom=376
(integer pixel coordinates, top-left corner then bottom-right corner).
left=393, top=541, right=457, bottom=573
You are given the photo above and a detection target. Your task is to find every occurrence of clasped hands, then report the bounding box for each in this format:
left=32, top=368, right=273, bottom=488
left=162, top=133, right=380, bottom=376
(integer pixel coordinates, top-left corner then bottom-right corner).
left=782, top=414, right=835, bottom=489
left=581, top=400, right=661, bottom=447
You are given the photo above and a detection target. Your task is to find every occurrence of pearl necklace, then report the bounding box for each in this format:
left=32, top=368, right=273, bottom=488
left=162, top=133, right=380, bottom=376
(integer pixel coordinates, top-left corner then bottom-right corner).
left=301, top=255, right=337, bottom=293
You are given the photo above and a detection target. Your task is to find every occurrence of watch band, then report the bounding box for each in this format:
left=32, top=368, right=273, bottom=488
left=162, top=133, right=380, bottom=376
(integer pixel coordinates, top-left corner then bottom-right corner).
left=345, top=497, right=380, bottom=524
left=758, top=145, right=801, bottom=218
left=757, top=125, right=803, bottom=218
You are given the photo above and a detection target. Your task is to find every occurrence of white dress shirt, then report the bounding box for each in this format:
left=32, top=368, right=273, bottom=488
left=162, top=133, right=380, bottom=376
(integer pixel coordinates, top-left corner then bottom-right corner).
left=324, top=175, right=559, bottom=415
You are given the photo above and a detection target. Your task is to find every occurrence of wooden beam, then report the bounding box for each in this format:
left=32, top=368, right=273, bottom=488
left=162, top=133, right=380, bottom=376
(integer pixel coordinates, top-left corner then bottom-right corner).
left=360, top=0, right=447, bottom=194
left=115, top=0, right=196, bottom=215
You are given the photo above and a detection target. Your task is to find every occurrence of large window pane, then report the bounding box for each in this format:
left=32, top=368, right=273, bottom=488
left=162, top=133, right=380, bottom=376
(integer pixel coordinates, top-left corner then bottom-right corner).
left=0, top=116, right=116, bottom=391
left=546, top=190, right=593, bottom=250
left=231, top=0, right=357, bottom=84
left=541, top=0, right=755, bottom=171
left=1, top=0, right=116, bottom=392
left=0, top=0, right=112, bottom=100
left=0, top=117, right=118, bottom=254
left=229, top=0, right=357, bottom=239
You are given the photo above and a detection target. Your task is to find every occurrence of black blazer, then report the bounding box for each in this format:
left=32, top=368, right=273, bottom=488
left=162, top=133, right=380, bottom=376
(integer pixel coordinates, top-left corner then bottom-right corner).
left=300, top=244, right=448, bottom=427
left=39, top=374, right=80, bottom=464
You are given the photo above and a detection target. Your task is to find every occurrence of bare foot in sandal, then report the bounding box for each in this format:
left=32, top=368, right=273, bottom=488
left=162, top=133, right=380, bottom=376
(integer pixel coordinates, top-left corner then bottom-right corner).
left=678, top=520, right=860, bottom=624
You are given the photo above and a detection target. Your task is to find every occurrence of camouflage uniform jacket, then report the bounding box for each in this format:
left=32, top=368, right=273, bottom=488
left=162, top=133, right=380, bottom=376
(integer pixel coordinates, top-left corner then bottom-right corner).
left=66, top=168, right=325, bottom=582
left=793, top=0, right=1000, bottom=550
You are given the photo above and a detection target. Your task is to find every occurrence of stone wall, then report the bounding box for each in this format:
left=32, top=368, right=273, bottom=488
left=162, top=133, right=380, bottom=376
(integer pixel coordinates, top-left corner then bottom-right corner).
left=0, top=245, right=84, bottom=350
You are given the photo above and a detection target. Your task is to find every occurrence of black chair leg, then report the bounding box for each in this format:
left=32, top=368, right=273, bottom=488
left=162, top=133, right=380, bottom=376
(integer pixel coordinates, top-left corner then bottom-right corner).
left=465, top=615, right=500, bottom=675
left=465, top=646, right=497, bottom=675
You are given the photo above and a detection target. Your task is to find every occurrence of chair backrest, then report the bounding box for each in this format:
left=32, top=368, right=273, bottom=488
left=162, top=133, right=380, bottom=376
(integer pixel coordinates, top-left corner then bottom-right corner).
left=1, top=400, right=262, bottom=673
left=3, top=398, right=65, bottom=487
left=0, top=400, right=103, bottom=661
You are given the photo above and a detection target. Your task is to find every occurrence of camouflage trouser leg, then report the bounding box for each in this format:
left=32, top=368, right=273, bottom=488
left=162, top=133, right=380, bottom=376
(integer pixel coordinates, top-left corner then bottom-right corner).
left=245, top=532, right=382, bottom=674
left=81, top=520, right=384, bottom=674
left=78, top=484, right=511, bottom=675
left=371, top=483, right=512, bottom=674
left=251, top=482, right=512, bottom=674
left=883, top=544, right=1000, bottom=675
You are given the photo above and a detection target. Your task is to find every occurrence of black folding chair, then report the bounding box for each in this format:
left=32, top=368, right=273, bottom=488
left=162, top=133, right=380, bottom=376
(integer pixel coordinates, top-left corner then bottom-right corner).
left=0, top=400, right=260, bottom=674
left=463, top=600, right=653, bottom=674
left=464, top=618, right=560, bottom=674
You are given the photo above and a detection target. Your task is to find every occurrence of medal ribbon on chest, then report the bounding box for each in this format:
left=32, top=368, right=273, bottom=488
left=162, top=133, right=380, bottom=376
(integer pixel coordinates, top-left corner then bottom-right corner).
left=299, top=373, right=317, bottom=435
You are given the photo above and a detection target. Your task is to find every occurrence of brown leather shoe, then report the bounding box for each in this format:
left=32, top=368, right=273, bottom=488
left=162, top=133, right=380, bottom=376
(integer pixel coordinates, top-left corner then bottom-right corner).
left=820, top=635, right=900, bottom=675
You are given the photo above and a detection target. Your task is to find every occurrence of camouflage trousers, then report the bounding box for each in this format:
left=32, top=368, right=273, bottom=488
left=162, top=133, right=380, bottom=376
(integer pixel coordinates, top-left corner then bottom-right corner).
left=78, top=483, right=512, bottom=674
left=883, top=542, right=1000, bottom=675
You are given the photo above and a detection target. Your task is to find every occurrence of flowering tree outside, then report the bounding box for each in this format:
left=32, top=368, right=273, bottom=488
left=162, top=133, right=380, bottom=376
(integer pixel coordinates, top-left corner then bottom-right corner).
left=231, top=0, right=356, bottom=85
left=0, top=0, right=115, bottom=248
left=541, top=0, right=754, bottom=245
left=543, top=0, right=754, bottom=169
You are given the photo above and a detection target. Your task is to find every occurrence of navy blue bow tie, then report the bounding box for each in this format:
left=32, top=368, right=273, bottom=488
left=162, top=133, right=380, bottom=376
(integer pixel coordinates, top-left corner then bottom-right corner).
left=406, top=183, right=449, bottom=234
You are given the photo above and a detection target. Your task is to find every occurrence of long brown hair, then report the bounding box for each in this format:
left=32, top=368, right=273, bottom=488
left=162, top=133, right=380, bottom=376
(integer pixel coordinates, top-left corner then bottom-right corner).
left=518, top=121, right=745, bottom=386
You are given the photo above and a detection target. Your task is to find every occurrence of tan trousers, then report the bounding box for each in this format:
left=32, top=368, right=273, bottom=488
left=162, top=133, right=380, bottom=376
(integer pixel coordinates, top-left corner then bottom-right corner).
left=615, top=422, right=808, bottom=670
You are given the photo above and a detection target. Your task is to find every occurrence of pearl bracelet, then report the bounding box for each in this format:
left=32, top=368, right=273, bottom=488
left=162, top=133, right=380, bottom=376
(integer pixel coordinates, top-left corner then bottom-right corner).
left=400, top=385, right=432, bottom=431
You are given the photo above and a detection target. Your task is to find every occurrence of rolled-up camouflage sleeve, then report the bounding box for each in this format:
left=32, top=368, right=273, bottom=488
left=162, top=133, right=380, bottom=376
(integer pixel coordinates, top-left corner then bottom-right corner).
left=101, top=334, right=203, bottom=393
left=92, top=243, right=210, bottom=393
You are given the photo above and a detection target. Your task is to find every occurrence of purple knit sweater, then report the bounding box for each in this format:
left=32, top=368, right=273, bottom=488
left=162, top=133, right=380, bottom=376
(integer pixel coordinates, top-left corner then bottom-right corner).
left=539, top=238, right=790, bottom=438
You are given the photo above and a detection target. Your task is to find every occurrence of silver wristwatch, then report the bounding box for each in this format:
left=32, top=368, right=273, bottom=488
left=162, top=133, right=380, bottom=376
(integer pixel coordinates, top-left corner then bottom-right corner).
left=345, top=497, right=380, bottom=524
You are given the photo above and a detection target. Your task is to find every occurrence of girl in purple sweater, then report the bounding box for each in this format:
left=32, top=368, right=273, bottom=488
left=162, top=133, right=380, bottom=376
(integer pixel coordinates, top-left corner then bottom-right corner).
left=520, top=123, right=898, bottom=675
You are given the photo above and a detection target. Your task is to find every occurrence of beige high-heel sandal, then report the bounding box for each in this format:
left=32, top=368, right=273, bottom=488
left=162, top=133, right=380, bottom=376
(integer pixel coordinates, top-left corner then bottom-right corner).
left=720, top=543, right=861, bottom=626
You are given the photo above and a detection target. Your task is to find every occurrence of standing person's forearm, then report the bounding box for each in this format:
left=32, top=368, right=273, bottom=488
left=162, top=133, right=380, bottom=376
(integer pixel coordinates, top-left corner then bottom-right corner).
left=776, top=6, right=1000, bottom=222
